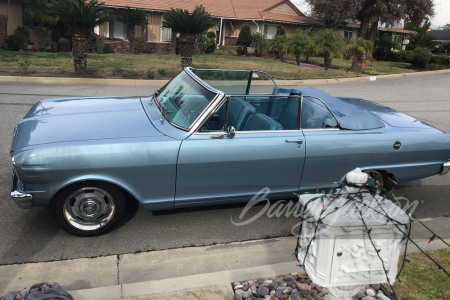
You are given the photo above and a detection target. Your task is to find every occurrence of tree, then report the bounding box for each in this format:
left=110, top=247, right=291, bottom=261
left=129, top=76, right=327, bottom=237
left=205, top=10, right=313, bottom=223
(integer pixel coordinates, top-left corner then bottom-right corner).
left=443, top=24, right=450, bottom=31
left=346, top=38, right=373, bottom=71
left=117, top=8, right=148, bottom=45
left=162, top=5, right=214, bottom=69
left=373, top=32, right=393, bottom=60
left=24, top=0, right=58, bottom=26
left=268, top=34, right=288, bottom=61
left=306, top=0, right=434, bottom=44
left=237, top=24, right=252, bottom=55
left=251, top=32, right=268, bottom=56
left=405, top=20, right=437, bottom=50
left=51, top=0, right=109, bottom=75
left=288, top=30, right=311, bottom=65
left=312, top=29, right=347, bottom=70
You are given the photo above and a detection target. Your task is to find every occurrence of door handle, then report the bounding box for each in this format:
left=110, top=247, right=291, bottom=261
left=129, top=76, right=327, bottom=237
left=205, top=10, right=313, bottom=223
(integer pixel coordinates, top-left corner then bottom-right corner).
left=285, top=139, right=303, bottom=144
left=286, top=139, right=303, bottom=148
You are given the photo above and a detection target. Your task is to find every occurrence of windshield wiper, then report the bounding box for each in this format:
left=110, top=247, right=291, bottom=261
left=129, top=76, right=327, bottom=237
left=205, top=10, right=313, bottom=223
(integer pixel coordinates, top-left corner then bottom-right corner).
left=150, top=90, right=159, bottom=105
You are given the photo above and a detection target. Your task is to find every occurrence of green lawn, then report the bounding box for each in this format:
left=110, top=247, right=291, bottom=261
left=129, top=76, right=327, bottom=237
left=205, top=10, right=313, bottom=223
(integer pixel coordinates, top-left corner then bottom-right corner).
left=393, top=247, right=450, bottom=300
left=304, top=55, right=416, bottom=75
left=0, top=50, right=407, bottom=80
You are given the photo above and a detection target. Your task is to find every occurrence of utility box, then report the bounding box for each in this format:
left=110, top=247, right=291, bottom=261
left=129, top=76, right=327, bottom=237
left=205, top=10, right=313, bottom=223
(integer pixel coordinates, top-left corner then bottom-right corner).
left=297, top=189, right=409, bottom=287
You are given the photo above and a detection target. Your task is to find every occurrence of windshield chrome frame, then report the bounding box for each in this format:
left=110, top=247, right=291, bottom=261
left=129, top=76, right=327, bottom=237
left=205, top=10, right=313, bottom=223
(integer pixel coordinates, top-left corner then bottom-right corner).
left=154, top=67, right=225, bottom=133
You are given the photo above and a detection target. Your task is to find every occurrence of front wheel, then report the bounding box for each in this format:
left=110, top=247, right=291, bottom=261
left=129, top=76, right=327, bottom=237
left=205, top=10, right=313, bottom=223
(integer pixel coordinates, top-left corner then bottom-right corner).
left=54, top=182, right=126, bottom=236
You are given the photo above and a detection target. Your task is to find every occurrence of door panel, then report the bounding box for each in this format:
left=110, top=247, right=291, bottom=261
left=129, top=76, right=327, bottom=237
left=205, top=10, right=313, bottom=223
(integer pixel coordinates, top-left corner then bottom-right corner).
left=175, top=131, right=306, bottom=207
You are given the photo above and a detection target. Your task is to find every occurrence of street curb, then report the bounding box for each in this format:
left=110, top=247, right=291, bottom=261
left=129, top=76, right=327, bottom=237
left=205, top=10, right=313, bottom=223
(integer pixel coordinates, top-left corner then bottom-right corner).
left=0, top=69, right=449, bottom=87
left=69, top=261, right=299, bottom=300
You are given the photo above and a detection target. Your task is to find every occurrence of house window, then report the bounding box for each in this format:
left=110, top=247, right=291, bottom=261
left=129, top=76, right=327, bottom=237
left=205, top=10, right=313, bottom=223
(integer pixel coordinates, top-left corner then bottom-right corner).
left=109, top=21, right=127, bottom=40
left=161, top=17, right=172, bottom=42
left=344, top=30, right=354, bottom=40
left=264, top=24, right=281, bottom=39
left=393, top=35, right=405, bottom=51
left=244, top=22, right=258, bottom=34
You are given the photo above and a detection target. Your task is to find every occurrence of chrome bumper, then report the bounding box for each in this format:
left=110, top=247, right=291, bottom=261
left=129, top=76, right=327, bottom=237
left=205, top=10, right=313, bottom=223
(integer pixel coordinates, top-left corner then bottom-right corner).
left=11, top=190, right=33, bottom=208
left=11, top=169, right=33, bottom=208
left=440, top=160, right=450, bottom=175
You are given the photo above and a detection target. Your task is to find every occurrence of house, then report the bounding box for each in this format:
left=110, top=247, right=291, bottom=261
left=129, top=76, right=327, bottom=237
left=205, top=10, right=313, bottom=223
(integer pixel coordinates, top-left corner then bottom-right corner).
left=0, top=0, right=41, bottom=48
left=427, top=30, right=450, bottom=53
left=98, top=0, right=325, bottom=52
left=337, top=21, right=415, bottom=51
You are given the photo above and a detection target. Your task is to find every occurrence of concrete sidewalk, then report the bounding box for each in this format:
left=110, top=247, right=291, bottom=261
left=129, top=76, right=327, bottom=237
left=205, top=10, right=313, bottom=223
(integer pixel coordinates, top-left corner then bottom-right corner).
left=0, top=216, right=449, bottom=300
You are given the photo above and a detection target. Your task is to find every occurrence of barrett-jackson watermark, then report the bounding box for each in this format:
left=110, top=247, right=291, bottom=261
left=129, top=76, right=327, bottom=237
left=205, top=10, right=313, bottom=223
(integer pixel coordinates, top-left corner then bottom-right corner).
left=231, top=187, right=420, bottom=236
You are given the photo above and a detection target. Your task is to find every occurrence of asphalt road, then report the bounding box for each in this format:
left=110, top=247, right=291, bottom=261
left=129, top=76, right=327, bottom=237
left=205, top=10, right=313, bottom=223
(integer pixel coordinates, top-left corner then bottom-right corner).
left=0, top=72, right=449, bottom=265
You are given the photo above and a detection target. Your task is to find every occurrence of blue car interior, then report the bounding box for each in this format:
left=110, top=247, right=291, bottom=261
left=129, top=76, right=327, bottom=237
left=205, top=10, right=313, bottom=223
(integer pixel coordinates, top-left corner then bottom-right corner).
left=203, top=91, right=337, bottom=132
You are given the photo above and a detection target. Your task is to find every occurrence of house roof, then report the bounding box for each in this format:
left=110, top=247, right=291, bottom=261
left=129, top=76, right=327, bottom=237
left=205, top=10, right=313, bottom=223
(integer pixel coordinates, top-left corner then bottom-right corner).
left=427, top=30, right=450, bottom=42
left=101, top=0, right=324, bottom=25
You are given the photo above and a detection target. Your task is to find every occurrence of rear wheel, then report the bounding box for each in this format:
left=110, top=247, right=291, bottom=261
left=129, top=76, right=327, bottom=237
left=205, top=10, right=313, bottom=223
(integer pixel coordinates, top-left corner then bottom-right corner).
left=364, top=170, right=395, bottom=192
left=54, top=182, right=126, bottom=236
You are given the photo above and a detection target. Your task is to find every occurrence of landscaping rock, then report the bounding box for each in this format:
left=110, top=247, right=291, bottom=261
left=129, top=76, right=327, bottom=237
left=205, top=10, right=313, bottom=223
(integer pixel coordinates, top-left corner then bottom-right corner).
left=366, top=288, right=376, bottom=297
left=356, top=288, right=366, bottom=299
left=370, top=284, right=381, bottom=291
left=257, top=286, right=270, bottom=297
left=296, top=282, right=312, bottom=291
left=361, top=297, right=377, bottom=300
left=234, top=284, right=243, bottom=290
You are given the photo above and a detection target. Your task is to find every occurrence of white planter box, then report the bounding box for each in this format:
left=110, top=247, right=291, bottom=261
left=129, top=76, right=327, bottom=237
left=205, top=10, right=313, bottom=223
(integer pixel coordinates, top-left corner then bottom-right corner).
left=297, top=190, right=409, bottom=287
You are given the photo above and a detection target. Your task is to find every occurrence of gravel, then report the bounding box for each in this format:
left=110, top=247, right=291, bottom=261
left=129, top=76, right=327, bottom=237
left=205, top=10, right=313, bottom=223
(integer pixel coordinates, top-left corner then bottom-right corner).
left=232, top=272, right=392, bottom=300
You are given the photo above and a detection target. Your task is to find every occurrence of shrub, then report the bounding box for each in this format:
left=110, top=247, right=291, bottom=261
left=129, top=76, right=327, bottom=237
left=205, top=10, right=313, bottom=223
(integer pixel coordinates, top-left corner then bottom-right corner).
left=50, top=42, right=58, bottom=52
left=146, top=68, right=156, bottom=79
left=268, top=34, right=288, bottom=61
left=373, top=32, right=393, bottom=61
left=57, top=38, right=71, bottom=52
left=236, top=46, right=247, bottom=56
left=96, top=36, right=106, bottom=54
left=237, top=25, right=252, bottom=47
left=5, top=35, right=19, bottom=51
left=251, top=33, right=268, bottom=56
left=397, top=50, right=414, bottom=62
left=38, top=27, right=52, bottom=51
left=195, top=31, right=216, bottom=54
left=131, top=37, right=145, bottom=54
left=6, top=27, right=30, bottom=51
left=430, top=55, right=450, bottom=65
left=217, top=45, right=238, bottom=56
left=411, top=47, right=432, bottom=69
left=158, top=68, right=167, bottom=76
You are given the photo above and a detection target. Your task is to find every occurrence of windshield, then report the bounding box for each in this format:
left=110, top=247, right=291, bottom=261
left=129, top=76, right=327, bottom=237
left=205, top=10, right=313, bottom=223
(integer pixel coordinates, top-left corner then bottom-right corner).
left=193, top=69, right=277, bottom=95
left=155, top=71, right=218, bottom=130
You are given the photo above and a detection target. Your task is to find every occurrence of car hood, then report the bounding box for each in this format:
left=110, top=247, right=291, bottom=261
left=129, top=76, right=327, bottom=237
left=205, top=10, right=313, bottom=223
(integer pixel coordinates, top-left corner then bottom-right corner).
left=12, top=96, right=163, bottom=152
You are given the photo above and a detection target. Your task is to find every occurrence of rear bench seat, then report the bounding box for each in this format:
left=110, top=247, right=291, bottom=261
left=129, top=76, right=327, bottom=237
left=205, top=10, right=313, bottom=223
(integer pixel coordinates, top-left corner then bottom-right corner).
left=243, top=113, right=283, bottom=131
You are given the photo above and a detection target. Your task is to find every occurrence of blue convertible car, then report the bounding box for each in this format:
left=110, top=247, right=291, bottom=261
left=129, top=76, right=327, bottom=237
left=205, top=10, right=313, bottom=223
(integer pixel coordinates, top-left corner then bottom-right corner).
left=10, top=68, right=450, bottom=236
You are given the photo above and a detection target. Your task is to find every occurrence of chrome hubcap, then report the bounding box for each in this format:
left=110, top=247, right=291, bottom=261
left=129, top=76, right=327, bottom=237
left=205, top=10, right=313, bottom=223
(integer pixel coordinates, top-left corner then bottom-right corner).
left=63, top=187, right=115, bottom=231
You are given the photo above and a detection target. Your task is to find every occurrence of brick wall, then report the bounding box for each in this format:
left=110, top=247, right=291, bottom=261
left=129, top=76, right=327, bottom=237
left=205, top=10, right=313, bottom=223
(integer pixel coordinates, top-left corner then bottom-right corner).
left=144, top=42, right=171, bottom=54
left=0, top=15, right=7, bottom=49
left=224, top=36, right=238, bottom=46
left=104, top=40, right=130, bottom=53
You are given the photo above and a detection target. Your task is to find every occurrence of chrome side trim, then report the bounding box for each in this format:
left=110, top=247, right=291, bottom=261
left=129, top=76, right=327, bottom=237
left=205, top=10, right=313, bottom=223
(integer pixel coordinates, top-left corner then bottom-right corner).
left=440, top=160, right=450, bottom=175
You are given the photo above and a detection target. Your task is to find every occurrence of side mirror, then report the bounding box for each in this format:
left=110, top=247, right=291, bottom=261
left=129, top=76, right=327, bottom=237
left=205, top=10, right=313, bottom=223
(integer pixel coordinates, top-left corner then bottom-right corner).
left=227, top=126, right=236, bottom=139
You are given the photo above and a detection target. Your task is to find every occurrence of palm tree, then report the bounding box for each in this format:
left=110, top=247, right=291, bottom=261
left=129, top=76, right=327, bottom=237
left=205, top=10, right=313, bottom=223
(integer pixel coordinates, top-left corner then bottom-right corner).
left=288, top=30, right=311, bottom=65
left=268, top=35, right=288, bottom=61
left=117, top=8, right=148, bottom=45
left=162, top=5, right=214, bottom=69
left=346, top=38, right=373, bottom=71
left=313, top=29, right=346, bottom=70
left=51, top=0, right=109, bottom=74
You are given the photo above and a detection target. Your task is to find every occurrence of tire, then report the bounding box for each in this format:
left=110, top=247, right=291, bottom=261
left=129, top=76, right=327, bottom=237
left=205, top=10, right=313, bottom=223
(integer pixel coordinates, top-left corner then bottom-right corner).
left=364, top=170, right=395, bottom=192
left=54, top=182, right=126, bottom=236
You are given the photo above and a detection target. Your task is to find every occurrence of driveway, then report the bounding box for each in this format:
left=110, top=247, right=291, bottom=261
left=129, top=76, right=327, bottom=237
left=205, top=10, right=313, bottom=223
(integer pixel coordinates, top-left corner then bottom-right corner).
left=0, top=72, right=449, bottom=265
